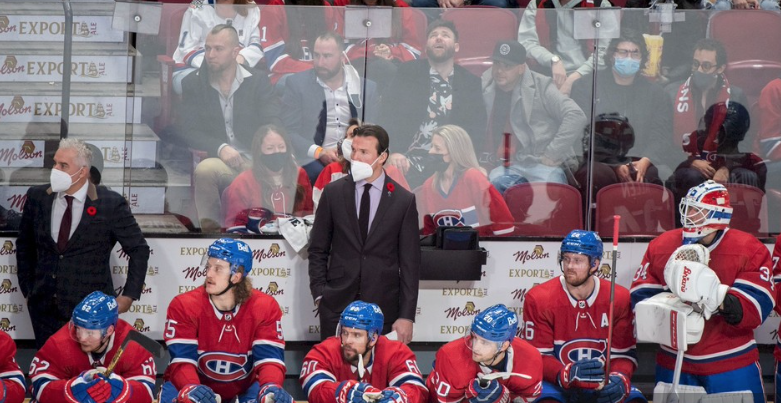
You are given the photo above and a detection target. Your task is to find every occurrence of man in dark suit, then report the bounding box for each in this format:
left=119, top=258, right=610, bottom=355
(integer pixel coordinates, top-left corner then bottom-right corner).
left=16, top=139, right=150, bottom=348
left=281, top=31, right=380, bottom=185
left=308, top=124, right=420, bottom=344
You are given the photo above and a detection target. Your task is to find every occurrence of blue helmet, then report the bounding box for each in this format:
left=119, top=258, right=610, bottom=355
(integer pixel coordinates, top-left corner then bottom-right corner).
left=471, top=304, right=518, bottom=343
left=72, top=291, right=119, bottom=331
left=339, top=301, right=384, bottom=338
left=560, top=230, right=603, bottom=267
left=205, top=238, right=253, bottom=276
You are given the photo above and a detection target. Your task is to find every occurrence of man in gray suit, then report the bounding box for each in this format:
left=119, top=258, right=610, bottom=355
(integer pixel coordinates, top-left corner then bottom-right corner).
left=308, top=125, right=420, bottom=344
left=483, top=40, right=587, bottom=193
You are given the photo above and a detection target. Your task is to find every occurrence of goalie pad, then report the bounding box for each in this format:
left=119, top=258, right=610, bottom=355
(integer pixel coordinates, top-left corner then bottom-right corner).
left=699, top=391, right=753, bottom=403
left=653, top=382, right=706, bottom=403
left=635, top=293, right=704, bottom=347
left=664, top=259, right=729, bottom=319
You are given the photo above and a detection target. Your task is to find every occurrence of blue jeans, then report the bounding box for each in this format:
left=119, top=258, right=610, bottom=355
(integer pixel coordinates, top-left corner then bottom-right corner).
left=488, top=163, right=568, bottom=194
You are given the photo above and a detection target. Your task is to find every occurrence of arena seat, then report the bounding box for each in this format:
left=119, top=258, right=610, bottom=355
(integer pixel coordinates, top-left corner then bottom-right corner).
left=595, top=183, right=675, bottom=237
left=707, top=10, right=781, bottom=65
left=725, top=183, right=768, bottom=237
left=503, top=182, right=583, bottom=236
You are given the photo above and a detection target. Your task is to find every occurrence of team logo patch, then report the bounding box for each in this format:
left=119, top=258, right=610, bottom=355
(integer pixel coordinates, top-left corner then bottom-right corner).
left=558, top=339, right=606, bottom=364
left=198, top=352, right=251, bottom=382
left=433, top=206, right=478, bottom=228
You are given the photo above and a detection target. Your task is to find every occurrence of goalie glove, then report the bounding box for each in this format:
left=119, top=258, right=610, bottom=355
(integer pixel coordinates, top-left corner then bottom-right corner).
left=466, top=378, right=510, bottom=403
left=558, top=358, right=604, bottom=390
left=664, top=259, right=728, bottom=319
left=258, top=383, right=294, bottom=403
left=335, top=380, right=383, bottom=403
left=596, top=373, right=630, bottom=403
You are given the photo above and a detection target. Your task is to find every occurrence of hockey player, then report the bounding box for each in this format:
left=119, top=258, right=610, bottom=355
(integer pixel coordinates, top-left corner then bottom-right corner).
left=300, top=300, right=428, bottom=403
left=160, top=238, right=293, bottom=403
left=523, top=230, right=646, bottom=403
left=0, top=330, right=26, bottom=403
left=28, top=291, right=156, bottom=403
left=770, top=236, right=781, bottom=403
left=426, top=304, right=543, bottom=403
left=630, top=180, right=774, bottom=403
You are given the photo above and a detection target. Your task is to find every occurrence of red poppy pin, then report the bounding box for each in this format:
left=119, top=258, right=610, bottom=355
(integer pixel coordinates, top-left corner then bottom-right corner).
left=386, top=183, right=395, bottom=197
left=87, top=206, right=97, bottom=216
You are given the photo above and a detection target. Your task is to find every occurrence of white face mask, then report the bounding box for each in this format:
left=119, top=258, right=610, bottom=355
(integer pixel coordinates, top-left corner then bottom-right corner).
left=341, top=139, right=353, bottom=162
left=50, top=168, right=81, bottom=192
left=351, top=151, right=385, bottom=182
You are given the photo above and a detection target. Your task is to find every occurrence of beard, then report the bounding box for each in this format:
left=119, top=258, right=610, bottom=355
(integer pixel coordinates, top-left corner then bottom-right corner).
left=316, top=65, right=342, bottom=82
left=426, top=45, right=455, bottom=64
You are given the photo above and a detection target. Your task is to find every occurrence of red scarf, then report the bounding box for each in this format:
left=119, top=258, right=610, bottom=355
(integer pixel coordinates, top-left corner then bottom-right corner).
left=673, top=74, right=731, bottom=147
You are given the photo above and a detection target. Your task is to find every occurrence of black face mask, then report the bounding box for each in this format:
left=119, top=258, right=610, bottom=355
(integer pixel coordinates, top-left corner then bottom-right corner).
left=262, top=152, right=288, bottom=172
left=428, top=154, right=450, bottom=172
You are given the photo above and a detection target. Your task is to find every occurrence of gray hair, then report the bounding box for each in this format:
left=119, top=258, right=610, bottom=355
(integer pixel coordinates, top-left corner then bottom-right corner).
left=58, top=138, right=92, bottom=168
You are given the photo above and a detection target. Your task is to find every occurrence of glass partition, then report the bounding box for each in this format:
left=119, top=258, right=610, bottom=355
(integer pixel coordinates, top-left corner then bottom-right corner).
left=3, top=3, right=778, bottom=238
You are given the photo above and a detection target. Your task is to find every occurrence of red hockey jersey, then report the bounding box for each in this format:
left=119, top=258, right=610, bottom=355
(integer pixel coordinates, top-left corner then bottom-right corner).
left=0, top=330, right=26, bottom=403
left=523, top=276, right=637, bottom=384
left=770, top=236, right=781, bottom=362
left=630, top=228, right=774, bottom=375
left=163, top=287, right=286, bottom=401
left=300, top=336, right=428, bottom=403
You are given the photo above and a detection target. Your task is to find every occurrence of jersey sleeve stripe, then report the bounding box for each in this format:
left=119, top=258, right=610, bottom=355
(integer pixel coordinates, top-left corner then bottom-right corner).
left=732, top=280, right=774, bottom=320
left=35, top=381, right=50, bottom=402
left=171, top=357, right=198, bottom=365
left=303, top=372, right=337, bottom=397
left=0, top=370, right=24, bottom=378
left=253, top=339, right=285, bottom=349
left=30, top=373, right=59, bottom=383
left=166, top=338, right=199, bottom=346
left=253, top=344, right=285, bottom=363
left=169, top=343, right=199, bottom=362
left=389, top=373, right=426, bottom=388
left=127, top=375, right=156, bottom=384
left=660, top=339, right=755, bottom=362
left=401, top=43, right=421, bottom=58
left=254, top=358, right=286, bottom=368
left=493, top=226, right=515, bottom=236
left=5, top=376, right=25, bottom=388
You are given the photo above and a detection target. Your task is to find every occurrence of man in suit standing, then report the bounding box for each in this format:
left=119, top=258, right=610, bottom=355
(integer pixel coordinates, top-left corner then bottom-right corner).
left=308, top=124, right=420, bottom=344
left=16, top=138, right=150, bottom=348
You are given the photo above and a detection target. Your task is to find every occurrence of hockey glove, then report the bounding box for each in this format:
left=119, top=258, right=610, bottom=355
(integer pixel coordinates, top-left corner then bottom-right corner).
left=596, top=373, right=630, bottom=403
left=100, top=373, right=132, bottom=403
left=377, top=387, right=409, bottom=403
left=336, top=380, right=383, bottom=403
left=720, top=293, right=744, bottom=325
left=258, top=383, right=294, bottom=403
left=664, top=260, right=728, bottom=319
left=465, top=378, right=510, bottom=403
left=558, top=358, right=604, bottom=390
left=176, top=384, right=219, bottom=403
left=65, top=374, right=111, bottom=403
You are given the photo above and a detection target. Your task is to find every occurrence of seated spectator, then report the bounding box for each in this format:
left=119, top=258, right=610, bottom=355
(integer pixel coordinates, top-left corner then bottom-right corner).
left=380, top=20, right=487, bottom=189
left=570, top=30, right=679, bottom=178
left=314, top=119, right=410, bottom=209
left=710, top=0, right=779, bottom=11
left=756, top=77, right=781, bottom=193
left=28, top=291, right=156, bottom=403
left=175, top=24, right=281, bottom=232
left=575, top=113, right=663, bottom=209
left=409, top=0, right=514, bottom=11
left=666, top=38, right=748, bottom=147
left=281, top=31, right=380, bottom=184
left=222, top=125, right=313, bottom=229
left=172, top=0, right=262, bottom=94
left=482, top=40, right=586, bottom=193
left=417, top=125, right=515, bottom=237
left=517, top=0, right=612, bottom=96
left=671, top=101, right=766, bottom=208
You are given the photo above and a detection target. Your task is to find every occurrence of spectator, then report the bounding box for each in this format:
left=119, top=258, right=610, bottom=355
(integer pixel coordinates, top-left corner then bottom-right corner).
left=711, top=0, right=779, bottom=11
left=28, top=292, right=156, bottom=403
left=172, top=0, right=263, bottom=94
left=671, top=102, right=766, bottom=208
left=308, top=124, right=420, bottom=344
left=409, top=0, right=515, bottom=11
left=517, top=0, right=612, bottom=96
left=16, top=138, right=150, bottom=348
left=380, top=20, right=487, bottom=189
left=426, top=305, right=543, bottom=403
left=281, top=31, right=380, bottom=184
left=417, top=125, right=515, bottom=237
left=222, top=125, right=314, bottom=230
left=161, top=239, right=294, bottom=403
left=571, top=30, right=678, bottom=178
left=524, top=230, right=646, bottom=403
left=755, top=76, right=781, bottom=194
left=667, top=38, right=747, bottom=148
left=314, top=119, right=410, bottom=210
left=482, top=40, right=586, bottom=193
left=176, top=24, right=281, bottom=232
left=300, top=301, right=428, bottom=403
left=0, top=330, right=25, bottom=403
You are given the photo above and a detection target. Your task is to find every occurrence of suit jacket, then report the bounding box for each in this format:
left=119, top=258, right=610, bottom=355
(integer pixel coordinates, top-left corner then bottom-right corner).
left=16, top=183, right=150, bottom=316
left=378, top=59, right=487, bottom=152
left=177, top=63, right=281, bottom=157
left=281, top=68, right=380, bottom=163
left=308, top=172, right=420, bottom=326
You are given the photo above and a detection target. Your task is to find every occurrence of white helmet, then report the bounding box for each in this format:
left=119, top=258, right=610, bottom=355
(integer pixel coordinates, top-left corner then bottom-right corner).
left=679, top=180, right=732, bottom=244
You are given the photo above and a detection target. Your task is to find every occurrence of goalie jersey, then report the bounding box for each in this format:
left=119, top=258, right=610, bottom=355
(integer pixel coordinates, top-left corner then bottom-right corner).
left=630, top=228, right=774, bottom=375
left=523, top=276, right=637, bottom=383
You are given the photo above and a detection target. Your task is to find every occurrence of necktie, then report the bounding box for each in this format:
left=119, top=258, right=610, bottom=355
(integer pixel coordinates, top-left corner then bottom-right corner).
left=58, top=195, right=74, bottom=252
left=359, top=184, right=372, bottom=241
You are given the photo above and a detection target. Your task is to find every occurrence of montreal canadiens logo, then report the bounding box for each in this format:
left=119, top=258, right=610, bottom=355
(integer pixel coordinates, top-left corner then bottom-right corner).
left=198, top=352, right=251, bottom=382
left=433, top=209, right=466, bottom=227
left=558, top=339, right=606, bottom=364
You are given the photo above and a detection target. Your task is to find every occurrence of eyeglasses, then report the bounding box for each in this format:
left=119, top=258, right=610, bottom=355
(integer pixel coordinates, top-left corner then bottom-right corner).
left=614, top=49, right=641, bottom=60
left=692, top=60, right=718, bottom=72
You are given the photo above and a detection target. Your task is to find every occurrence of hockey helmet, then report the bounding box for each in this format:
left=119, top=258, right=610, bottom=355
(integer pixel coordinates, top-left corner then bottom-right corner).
left=71, top=291, right=118, bottom=337
left=338, top=301, right=384, bottom=339
left=560, top=230, right=604, bottom=267
left=702, top=101, right=750, bottom=149
left=590, top=113, right=635, bottom=160
left=202, top=238, right=253, bottom=276
left=680, top=180, right=732, bottom=244
left=471, top=304, right=518, bottom=344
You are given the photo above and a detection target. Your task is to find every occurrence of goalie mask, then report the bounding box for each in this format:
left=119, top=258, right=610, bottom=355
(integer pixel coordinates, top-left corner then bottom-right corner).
left=679, top=180, right=732, bottom=244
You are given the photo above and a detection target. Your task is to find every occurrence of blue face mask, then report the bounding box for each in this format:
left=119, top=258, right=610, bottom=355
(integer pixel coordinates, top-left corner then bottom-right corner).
left=613, top=57, right=641, bottom=77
